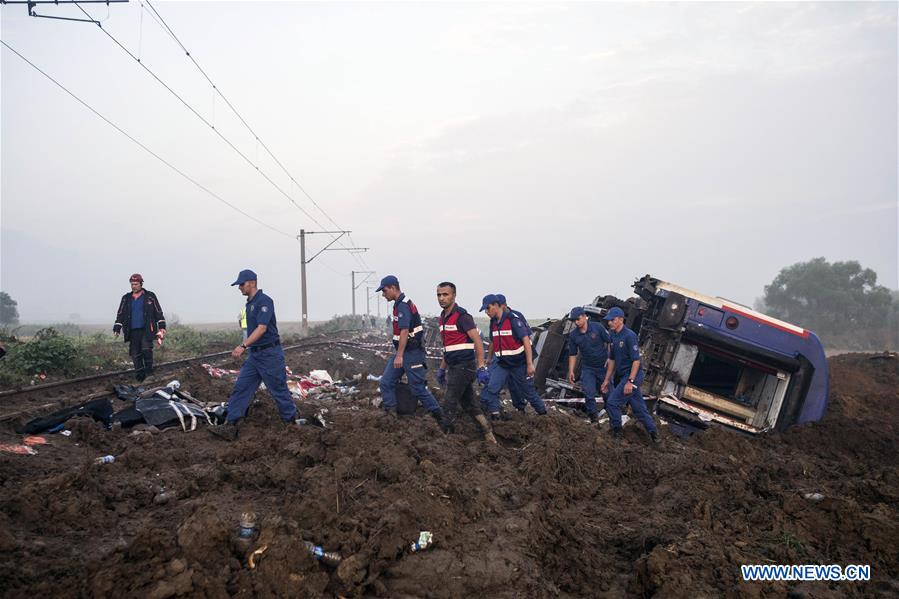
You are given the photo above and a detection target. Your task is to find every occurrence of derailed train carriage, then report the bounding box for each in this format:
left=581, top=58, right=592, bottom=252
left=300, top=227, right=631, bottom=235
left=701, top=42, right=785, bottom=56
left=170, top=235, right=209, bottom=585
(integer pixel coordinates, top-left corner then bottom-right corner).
left=532, top=275, right=829, bottom=434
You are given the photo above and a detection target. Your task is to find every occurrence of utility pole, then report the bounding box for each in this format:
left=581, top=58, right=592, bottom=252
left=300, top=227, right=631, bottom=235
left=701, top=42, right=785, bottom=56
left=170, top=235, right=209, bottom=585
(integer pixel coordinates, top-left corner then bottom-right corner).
left=366, top=286, right=375, bottom=329
left=297, top=229, right=367, bottom=335
left=351, top=270, right=375, bottom=327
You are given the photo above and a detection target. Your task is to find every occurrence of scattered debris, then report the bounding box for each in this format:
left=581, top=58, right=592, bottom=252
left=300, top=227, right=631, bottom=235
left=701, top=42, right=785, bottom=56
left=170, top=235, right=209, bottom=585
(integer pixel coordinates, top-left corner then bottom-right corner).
left=803, top=492, right=825, bottom=502
left=22, top=436, right=47, bottom=446
left=235, top=511, right=257, bottom=555
left=153, top=490, right=177, bottom=505
left=248, top=545, right=267, bottom=569
left=0, top=443, right=37, bottom=455
left=304, top=541, right=342, bottom=567
left=94, top=455, right=115, bottom=465
left=410, top=531, right=434, bottom=552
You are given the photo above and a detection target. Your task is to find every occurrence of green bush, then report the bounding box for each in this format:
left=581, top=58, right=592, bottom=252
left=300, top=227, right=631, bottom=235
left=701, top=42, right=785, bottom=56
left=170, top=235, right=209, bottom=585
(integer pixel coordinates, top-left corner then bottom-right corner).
left=160, top=325, right=208, bottom=356
left=2, top=327, right=80, bottom=376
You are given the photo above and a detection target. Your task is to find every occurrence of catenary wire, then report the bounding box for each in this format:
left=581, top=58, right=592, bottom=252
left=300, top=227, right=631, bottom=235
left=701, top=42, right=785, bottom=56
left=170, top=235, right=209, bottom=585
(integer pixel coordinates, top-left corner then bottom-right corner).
left=0, top=39, right=294, bottom=238
left=142, top=0, right=373, bottom=271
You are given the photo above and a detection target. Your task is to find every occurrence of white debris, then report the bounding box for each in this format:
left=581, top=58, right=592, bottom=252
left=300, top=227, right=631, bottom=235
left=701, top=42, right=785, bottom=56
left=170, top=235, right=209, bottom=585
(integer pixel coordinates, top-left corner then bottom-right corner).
left=309, top=370, right=333, bottom=384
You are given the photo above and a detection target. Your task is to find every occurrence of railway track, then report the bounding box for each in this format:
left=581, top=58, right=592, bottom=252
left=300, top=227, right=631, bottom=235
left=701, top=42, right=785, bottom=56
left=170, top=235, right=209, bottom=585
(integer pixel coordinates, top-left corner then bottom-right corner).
left=0, top=332, right=400, bottom=423
left=0, top=330, right=450, bottom=424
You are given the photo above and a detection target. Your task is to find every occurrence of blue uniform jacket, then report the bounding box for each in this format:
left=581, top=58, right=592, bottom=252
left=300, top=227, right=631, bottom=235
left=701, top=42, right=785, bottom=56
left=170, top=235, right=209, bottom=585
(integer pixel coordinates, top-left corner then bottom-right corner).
left=568, top=321, right=611, bottom=368
left=246, top=290, right=280, bottom=346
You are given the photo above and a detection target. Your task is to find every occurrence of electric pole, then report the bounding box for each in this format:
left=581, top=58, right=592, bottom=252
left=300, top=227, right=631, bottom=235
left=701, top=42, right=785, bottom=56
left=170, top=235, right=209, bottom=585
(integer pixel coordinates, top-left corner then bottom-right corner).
left=351, top=270, right=375, bottom=327
left=366, top=286, right=375, bottom=329
left=297, top=229, right=367, bottom=334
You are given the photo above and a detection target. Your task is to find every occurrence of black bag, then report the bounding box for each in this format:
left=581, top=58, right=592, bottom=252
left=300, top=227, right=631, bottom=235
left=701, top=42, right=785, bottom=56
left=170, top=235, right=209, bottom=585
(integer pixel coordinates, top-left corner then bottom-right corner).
left=395, top=382, right=418, bottom=415
left=19, top=398, right=114, bottom=434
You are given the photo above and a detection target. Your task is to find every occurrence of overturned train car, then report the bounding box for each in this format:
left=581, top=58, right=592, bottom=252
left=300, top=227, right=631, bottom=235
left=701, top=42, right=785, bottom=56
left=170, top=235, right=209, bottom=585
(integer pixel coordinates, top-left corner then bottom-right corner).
left=533, top=275, right=829, bottom=434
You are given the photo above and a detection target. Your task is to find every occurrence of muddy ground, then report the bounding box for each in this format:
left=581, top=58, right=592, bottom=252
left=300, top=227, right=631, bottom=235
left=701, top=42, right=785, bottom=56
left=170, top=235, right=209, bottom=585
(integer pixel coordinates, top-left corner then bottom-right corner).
left=0, top=344, right=896, bottom=598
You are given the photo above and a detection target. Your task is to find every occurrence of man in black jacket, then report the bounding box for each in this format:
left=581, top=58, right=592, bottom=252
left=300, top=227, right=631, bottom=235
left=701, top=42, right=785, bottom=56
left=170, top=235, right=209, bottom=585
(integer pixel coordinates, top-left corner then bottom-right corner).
left=113, top=273, right=166, bottom=381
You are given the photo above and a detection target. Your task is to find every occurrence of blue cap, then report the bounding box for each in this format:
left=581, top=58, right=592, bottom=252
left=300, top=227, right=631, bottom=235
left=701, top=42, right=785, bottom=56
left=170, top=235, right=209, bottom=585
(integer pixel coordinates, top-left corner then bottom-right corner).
left=568, top=307, right=585, bottom=321
left=231, top=269, right=257, bottom=286
left=479, top=294, right=499, bottom=312
left=376, top=275, right=399, bottom=292
left=603, top=306, right=625, bottom=321
left=495, top=293, right=507, bottom=305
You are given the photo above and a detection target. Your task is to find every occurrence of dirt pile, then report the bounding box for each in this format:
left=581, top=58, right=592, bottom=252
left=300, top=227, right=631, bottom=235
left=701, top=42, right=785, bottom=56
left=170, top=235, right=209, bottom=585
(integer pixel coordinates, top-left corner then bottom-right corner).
left=0, top=350, right=897, bottom=597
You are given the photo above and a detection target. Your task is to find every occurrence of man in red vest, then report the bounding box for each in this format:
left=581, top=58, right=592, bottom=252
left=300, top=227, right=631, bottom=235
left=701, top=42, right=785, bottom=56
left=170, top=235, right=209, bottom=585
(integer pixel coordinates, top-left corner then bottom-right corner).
left=480, top=294, right=547, bottom=419
left=436, top=282, right=496, bottom=443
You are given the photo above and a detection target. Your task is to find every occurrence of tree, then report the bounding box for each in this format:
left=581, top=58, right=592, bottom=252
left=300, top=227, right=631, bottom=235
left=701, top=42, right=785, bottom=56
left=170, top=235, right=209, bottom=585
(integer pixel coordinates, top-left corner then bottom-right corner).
left=0, top=292, right=19, bottom=326
left=762, top=258, right=893, bottom=338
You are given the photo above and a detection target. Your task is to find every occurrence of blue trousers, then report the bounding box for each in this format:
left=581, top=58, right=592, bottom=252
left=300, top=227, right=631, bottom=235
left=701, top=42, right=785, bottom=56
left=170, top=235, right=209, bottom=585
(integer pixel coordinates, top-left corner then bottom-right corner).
left=226, top=346, right=297, bottom=423
left=379, top=348, right=440, bottom=413
left=580, top=364, right=604, bottom=416
left=480, top=361, right=546, bottom=415
left=606, top=374, right=656, bottom=433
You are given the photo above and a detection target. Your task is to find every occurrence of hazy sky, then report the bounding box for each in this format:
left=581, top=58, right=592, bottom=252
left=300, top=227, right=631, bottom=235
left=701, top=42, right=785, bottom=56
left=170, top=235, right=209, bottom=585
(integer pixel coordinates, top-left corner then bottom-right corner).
left=2, top=1, right=896, bottom=324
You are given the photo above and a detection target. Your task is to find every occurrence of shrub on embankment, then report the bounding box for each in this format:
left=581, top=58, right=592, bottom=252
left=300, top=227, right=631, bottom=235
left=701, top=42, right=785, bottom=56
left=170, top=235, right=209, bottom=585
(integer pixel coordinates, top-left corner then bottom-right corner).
left=0, top=325, right=244, bottom=389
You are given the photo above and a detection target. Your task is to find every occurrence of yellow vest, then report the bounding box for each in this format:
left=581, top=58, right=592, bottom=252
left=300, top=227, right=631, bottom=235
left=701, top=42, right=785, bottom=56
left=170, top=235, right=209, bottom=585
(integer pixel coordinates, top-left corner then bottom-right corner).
left=239, top=308, right=247, bottom=329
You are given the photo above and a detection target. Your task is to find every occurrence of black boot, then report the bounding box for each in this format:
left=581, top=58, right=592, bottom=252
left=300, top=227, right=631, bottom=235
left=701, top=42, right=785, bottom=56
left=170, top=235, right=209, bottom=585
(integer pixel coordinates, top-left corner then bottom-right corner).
left=430, top=408, right=446, bottom=429
left=210, top=421, right=239, bottom=442
left=132, top=355, right=146, bottom=382
left=650, top=430, right=660, bottom=444
left=611, top=427, right=623, bottom=440
left=589, top=412, right=599, bottom=423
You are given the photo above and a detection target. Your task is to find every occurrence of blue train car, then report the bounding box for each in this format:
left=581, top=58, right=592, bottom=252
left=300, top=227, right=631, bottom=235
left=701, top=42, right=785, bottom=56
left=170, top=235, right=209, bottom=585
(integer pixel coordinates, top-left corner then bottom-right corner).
left=613, top=276, right=829, bottom=434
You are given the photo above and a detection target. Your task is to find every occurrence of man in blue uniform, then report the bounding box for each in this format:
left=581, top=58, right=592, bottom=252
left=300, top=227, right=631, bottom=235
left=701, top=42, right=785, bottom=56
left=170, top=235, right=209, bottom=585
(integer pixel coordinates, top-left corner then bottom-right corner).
left=600, top=307, right=659, bottom=443
left=377, top=275, right=445, bottom=425
left=211, top=269, right=298, bottom=441
left=567, top=306, right=611, bottom=423
left=480, top=294, right=547, bottom=419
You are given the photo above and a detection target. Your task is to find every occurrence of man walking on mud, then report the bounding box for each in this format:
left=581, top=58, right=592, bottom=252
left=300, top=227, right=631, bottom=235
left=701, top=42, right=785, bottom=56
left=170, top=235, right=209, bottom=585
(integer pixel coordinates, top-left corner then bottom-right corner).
left=567, top=306, right=611, bottom=423
left=377, top=275, right=445, bottom=425
left=113, top=273, right=166, bottom=382
left=211, top=269, right=298, bottom=441
left=436, top=282, right=496, bottom=443
left=601, top=307, right=659, bottom=443
left=480, top=294, right=547, bottom=419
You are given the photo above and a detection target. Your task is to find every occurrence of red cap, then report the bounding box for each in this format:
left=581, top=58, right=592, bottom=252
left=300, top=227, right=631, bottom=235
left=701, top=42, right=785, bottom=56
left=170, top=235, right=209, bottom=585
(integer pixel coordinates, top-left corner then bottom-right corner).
left=129, top=273, right=144, bottom=283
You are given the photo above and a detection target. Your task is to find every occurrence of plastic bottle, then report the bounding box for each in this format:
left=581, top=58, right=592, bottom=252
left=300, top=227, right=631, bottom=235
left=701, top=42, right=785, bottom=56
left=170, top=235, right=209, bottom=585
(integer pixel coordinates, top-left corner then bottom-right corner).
left=94, top=455, right=115, bottom=465
left=303, top=541, right=342, bottom=567
left=238, top=512, right=257, bottom=539
left=235, top=512, right=257, bottom=554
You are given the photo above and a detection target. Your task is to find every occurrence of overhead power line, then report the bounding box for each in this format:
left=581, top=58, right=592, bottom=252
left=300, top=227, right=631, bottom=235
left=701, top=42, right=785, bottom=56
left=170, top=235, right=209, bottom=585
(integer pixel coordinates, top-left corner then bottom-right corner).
left=75, top=0, right=372, bottom=272
left=72, top=1, right=329, bottom=232
left=142, top=0, right=374, bottom=271
left=0, top=38, right=294, bottom=238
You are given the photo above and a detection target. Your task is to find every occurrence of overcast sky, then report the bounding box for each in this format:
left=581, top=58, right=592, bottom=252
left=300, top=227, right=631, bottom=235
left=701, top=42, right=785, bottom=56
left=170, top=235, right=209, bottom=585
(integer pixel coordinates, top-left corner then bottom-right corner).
left=2, top=1, right=896, bottom=324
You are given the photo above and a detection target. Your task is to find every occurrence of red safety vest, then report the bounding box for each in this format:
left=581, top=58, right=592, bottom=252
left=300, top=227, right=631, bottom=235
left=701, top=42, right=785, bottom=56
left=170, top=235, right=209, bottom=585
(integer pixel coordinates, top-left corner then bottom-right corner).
left=439, top=306, right=475, bottom=354
left=490, top=314, right=525, bottom=357
left=392, top=295, right=424, bottom=349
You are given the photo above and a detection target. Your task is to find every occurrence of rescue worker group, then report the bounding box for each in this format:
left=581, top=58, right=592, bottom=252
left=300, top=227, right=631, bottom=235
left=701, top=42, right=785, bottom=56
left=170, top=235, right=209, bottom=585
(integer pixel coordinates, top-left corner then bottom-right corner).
left=114, top=271, right=659, bottom=445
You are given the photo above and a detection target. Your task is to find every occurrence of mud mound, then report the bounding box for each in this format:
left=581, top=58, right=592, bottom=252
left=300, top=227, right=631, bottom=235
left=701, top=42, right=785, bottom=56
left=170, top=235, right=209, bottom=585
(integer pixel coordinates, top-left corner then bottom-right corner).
left=0, top=350, right=897, bottom=597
